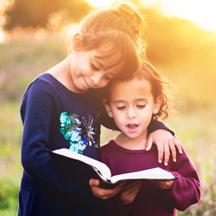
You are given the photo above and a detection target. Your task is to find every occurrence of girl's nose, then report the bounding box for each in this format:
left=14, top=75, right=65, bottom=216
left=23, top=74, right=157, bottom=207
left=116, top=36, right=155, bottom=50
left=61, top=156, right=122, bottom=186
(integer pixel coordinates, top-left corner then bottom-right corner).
left=90, top=73, right=102, bottom=85
left=126, top=107, right=137, bottom=118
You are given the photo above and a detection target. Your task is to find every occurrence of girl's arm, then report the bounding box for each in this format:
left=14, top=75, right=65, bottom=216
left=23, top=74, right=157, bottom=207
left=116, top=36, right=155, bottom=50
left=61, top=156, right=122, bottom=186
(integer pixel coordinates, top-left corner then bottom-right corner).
left=20, top=79, right=93, bottom=197
left=158, top=145, right=201, bottom=211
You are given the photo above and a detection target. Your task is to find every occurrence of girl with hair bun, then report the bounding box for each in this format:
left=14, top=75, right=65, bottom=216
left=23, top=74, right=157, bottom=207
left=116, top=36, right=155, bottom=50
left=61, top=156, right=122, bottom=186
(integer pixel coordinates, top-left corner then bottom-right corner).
left=18, top=2, right=181, bottom=216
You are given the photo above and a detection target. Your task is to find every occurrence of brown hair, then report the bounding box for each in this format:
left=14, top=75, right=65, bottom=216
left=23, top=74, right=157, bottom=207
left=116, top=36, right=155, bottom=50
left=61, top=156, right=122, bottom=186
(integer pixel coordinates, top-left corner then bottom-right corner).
left=71, top=2, right=146, bottom=79
left=105, top=60, right=176, bottom=120
left=132, top=60, right=176, bottom=120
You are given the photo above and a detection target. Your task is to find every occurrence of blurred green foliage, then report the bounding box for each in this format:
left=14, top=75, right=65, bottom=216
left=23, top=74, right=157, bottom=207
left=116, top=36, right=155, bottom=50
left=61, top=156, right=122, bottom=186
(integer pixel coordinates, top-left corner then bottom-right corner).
left=0, top=102, right=22, bottom=216
left=0, top=179, right=19, bottom=216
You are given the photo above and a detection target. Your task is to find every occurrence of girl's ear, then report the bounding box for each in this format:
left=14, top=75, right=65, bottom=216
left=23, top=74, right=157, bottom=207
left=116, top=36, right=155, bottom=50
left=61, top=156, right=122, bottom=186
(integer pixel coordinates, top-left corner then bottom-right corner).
left=153, top=96, right=163, bottom=114
left=72, top=32, right=83, bottom=51
left=103, top=99, right=113, bottom=118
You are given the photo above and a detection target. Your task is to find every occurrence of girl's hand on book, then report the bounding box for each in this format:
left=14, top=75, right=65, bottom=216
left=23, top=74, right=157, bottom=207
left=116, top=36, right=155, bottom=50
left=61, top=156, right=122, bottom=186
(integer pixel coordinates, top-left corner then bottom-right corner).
left=118, top=181, right=141, bottom=205
left=89, top=178, right=125, bottom=200
left=146, top=130, right=182, bottom=166
left=150, top=180, right=174, bottom=190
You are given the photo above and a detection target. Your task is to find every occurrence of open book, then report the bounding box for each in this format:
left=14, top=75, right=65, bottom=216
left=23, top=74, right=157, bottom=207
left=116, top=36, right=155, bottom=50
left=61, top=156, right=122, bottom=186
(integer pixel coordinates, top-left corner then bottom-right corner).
left=49, top=148, right=177, bottom=186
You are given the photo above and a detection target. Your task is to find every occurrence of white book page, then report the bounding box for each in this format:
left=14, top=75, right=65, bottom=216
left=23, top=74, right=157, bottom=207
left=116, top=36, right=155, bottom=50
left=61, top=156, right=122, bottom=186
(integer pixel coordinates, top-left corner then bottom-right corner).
left=110, top=167, right=175, bottom=184
left=52, top=148, right=112, bottom=181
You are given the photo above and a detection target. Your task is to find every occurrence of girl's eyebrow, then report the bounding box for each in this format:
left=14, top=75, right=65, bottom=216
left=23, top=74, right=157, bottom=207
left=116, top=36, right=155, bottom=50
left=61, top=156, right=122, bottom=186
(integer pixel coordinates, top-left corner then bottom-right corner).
left=94, top=58, right=104, bottom=68
left=112, top=98, right=148, bottom=104
left=136, top=98, right=148, bottom=102
left=113, top=99, right=126, bottom=104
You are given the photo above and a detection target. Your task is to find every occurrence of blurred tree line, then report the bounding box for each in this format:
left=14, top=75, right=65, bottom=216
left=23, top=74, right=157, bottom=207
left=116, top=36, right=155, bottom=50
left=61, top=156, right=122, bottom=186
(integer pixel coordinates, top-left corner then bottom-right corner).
left=143, top=8, right=216, bottom=66
left=4, top=0, right=216, bottom=66
left=3, top=0, right=140, bottom=30
left=4, top=0, right=92, bottom=30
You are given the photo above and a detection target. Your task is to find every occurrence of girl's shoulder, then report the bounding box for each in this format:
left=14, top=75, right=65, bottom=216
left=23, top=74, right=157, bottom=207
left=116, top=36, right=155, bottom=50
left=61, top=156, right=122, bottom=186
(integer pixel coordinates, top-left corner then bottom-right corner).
left=25, top=73, right=55, bottom=90
left=25, top=73, right=88, bottom=100
left=22, top=73, right=58, bottom=99
left=30, top=73, right=59, bottom=87
left=101, top=139, right=116, bottom=149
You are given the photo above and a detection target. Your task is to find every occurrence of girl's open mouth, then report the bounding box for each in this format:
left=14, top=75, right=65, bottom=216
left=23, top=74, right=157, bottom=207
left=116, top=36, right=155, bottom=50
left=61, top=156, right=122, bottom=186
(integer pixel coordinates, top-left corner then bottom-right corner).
left=127, top=123, right=138, bottom=131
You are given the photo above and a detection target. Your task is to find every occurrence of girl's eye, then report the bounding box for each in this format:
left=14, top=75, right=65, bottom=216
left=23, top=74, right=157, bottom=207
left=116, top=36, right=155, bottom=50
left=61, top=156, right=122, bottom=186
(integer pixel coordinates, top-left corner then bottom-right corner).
left=91, top=63, right=99, bottom=71
left=117, top=106, right=126, bottom=110
left=105, top=75, right=112, bottom=80
left=137, top=105, right=146, bottom=109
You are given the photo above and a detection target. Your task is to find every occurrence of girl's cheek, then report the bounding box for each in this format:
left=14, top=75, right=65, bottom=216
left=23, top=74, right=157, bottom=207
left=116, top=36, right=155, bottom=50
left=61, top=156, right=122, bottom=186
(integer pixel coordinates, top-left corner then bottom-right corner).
left=102, top=80, right=110, bottom=88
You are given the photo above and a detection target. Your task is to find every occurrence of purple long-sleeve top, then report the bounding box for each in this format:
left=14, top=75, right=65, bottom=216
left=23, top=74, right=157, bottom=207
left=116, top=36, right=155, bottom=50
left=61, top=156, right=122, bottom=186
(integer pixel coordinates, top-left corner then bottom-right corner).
left=100, top=139, right=201, bottom=216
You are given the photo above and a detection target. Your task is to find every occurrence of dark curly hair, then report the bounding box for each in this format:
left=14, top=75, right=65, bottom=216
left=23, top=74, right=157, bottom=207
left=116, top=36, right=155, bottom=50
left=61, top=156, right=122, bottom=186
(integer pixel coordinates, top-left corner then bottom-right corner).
left=104, top=60, right=177, bottom=120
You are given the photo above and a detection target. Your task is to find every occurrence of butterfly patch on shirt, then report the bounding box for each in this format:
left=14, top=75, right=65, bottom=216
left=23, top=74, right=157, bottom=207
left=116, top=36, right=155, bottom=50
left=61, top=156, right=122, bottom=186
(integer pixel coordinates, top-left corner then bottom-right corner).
left=59, top=111, right=100, bottom=154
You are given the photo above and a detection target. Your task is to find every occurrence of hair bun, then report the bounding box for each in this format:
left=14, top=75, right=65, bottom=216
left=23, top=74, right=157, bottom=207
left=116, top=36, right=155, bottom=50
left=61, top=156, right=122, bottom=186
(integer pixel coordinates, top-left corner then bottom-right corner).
left=113, top=3, right=145, bottom=38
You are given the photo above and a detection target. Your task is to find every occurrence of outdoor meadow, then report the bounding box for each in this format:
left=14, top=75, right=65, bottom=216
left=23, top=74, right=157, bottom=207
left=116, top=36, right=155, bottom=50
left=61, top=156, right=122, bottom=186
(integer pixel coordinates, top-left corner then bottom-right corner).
left=0, top=2, right=216, bottom=216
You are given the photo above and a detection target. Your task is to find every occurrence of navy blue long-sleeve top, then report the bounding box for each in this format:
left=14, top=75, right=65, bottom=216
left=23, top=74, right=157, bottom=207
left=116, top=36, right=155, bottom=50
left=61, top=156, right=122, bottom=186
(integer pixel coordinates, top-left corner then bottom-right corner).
left=18, top=73, right=173, bottom=216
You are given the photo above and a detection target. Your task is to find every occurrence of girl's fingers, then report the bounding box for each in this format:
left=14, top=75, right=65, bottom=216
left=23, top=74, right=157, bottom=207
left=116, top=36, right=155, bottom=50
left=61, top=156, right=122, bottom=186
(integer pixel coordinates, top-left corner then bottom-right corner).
left=89, top=178, right=100, bottom=186
left=173, top=137, right=183, bottom=154
left=169, top=137, right=182, bottom=163
left=119, top=181, right=141, bottom=205
left=169, top=140, right=177, bottom=162
left=156, top=142, right=164, bottom=164
left=120, top=181, right=140, bottom=192
left=125, top=182, right=141, bottom=195
left=150, top=180, right=173, bottom=190
left=89, top=179, right=125, bottom=200
left=163, top=143, right=170, bottom=166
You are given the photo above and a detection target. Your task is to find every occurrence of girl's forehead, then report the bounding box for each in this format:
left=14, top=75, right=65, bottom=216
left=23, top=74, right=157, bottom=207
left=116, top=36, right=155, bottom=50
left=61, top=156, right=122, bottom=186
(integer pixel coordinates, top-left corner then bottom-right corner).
left=110, top=78, right=152, bottom=97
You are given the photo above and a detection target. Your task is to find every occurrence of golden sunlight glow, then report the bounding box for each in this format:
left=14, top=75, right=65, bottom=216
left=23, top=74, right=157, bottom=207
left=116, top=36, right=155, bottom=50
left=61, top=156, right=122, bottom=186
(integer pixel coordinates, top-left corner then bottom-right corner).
left=0, top=28, right=6, bottom=42
left=0, top=28, right=10, bottom=43
left=140, top=0, right=216, bottom=32
left=85, top=0, right=216, bottom=32
left=85, top=0, right=116, bottom=8
left=0, top=0, right=14, bottom=11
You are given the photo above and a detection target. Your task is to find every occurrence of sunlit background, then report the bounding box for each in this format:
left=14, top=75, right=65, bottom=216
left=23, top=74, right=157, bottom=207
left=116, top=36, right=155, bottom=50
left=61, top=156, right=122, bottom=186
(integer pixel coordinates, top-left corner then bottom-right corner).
left=86, top=0, right=216, bottom=32
left=1, top=0, right=216, bottom=43
left=0, top=0, right=216, bottom=215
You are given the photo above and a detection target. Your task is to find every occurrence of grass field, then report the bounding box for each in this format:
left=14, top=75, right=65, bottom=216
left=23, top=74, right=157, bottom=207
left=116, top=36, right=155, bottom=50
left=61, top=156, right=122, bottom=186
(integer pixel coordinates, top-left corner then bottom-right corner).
left=0, top=33, right=216, bottom=215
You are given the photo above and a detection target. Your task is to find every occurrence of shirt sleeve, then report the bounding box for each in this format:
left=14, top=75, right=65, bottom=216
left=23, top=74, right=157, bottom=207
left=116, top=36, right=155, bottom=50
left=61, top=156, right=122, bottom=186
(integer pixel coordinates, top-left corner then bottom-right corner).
left=20, top=79, right=92, bottom=197
left=147, top=119, right=175, bottom=136
left=162, top=145, right=201, bottom=211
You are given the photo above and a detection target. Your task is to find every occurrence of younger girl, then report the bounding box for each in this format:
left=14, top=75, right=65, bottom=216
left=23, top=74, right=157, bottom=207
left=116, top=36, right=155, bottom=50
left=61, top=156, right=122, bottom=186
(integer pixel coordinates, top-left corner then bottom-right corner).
left=19, top=3, right=180, bottom=216
left=101, top=60, right=200, bottom=216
